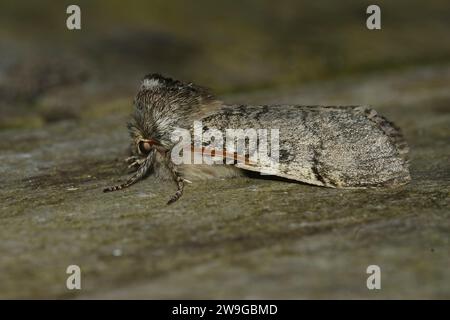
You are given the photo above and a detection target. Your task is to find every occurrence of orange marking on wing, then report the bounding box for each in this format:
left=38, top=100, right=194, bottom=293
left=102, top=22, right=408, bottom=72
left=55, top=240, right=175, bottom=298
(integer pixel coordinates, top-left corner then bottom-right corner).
left=190, top=146, right=256, bottom=165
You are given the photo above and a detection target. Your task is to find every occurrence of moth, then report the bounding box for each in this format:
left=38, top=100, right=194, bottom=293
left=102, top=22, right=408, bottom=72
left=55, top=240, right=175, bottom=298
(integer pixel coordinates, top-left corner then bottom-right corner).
left=104, top=74, right=410, bottom=204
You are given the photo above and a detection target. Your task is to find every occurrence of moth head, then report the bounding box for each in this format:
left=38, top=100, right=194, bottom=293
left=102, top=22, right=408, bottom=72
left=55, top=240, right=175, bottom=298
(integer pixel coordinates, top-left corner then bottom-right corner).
left=136, top=138, right=166, bottom=156
left=137, top=139, right=153, bottom=155
left=128, top=110, right=171, bottom=156
left=128, top=73, right=217, bottom=153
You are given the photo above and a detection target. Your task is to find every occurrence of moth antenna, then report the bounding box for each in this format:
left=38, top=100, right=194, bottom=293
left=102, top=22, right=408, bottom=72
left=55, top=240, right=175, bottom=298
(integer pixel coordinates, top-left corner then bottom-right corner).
left=166, top=159, right=184, bottom=205
left=103, top=150, right=155, bottom=193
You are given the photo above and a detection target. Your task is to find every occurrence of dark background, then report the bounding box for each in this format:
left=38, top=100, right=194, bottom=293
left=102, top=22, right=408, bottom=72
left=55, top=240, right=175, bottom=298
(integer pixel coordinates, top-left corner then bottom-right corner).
left=1, top=0, right=449, bottom=128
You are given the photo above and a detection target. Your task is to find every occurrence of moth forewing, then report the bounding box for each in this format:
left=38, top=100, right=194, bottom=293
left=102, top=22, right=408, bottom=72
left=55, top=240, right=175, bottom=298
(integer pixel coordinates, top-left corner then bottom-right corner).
left=198, top=104, right=410, bottom=188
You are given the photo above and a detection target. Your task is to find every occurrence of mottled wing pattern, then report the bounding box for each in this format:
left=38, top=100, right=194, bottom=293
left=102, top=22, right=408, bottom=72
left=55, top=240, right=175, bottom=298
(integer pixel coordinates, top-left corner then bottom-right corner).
left=199, top=105, right=410, bottom=188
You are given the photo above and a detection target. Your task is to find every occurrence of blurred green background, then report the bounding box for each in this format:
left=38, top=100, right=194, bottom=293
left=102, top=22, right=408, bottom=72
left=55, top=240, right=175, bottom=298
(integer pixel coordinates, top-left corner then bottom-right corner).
left=0, top=0, right=449, bottom=128
left=1, top=0, right=449, bottom=89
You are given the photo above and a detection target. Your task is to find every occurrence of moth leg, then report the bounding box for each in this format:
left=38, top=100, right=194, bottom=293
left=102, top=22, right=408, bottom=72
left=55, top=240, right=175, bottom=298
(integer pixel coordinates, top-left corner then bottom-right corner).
left=125, top=155, right=145, bottom=166
left=166, top=159, right=184, bottom=205
left=124, top=155, right=146, bottom=173
left=104, top=150, right=155, bottom=192
left=127, top=157, right=146, bottom=170
left=125, top=155, right=139, bottom=164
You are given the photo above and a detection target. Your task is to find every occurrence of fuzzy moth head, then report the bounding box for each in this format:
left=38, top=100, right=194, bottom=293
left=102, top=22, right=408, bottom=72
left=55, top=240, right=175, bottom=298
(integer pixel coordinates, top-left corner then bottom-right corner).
left=127, top=73, right=217, bottom=156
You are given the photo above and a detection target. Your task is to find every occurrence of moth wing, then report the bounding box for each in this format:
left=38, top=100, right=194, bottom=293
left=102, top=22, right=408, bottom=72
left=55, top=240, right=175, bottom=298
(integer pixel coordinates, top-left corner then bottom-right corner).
left=199, top=105, right=410, bottom=188
left=234, top=163, right=328, bottom=186
left=190, top=145, right=326, bottom=186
